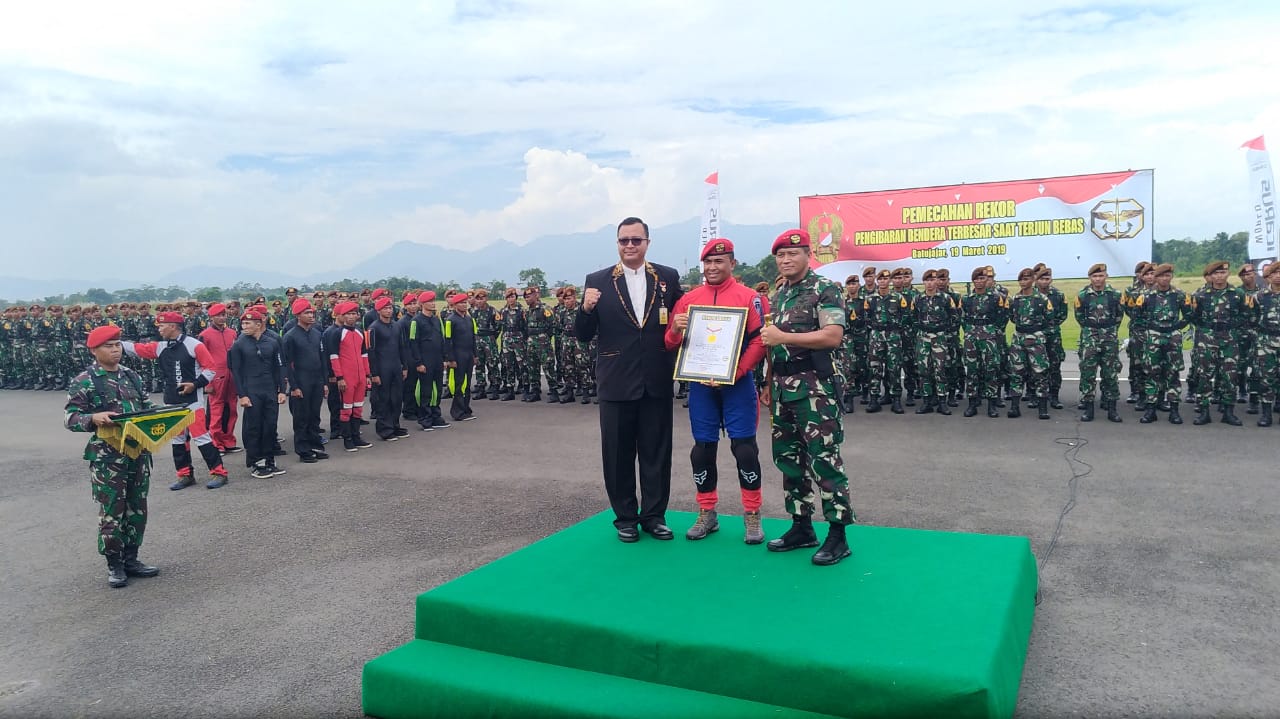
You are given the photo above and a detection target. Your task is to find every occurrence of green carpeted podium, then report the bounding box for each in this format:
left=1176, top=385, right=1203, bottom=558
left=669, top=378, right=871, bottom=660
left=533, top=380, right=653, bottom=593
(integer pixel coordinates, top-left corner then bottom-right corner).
left=363, top=511, right=1037, bottom=718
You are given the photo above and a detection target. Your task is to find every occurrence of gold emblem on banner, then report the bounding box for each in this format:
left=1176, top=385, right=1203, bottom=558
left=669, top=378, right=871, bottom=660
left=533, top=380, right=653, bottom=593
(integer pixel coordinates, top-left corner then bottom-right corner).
left=1090, top=198, right=1145, bottom=240
left=808, top=212, right=842, bottom=265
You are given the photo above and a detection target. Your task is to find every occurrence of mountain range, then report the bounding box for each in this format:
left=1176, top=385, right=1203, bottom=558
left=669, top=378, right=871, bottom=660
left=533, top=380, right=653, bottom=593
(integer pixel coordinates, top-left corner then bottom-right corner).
left=0, top=218, right=794, bottom=300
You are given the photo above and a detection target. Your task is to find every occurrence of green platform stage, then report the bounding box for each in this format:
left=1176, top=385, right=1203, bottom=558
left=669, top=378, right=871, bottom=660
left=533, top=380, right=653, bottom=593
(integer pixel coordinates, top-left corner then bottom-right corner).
left=363, top=511, right=1038, bottom=718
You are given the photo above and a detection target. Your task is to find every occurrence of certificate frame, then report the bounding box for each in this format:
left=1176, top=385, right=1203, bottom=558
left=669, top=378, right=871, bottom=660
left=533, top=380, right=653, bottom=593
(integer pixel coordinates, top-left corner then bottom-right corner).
left=673, top=305, right=749, bottom=384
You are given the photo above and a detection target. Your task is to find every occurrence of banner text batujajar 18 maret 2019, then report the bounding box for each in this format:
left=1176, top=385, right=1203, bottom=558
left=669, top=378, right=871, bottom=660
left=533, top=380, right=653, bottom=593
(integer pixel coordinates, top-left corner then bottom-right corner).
left=799, top=170, right=1154, bottom=282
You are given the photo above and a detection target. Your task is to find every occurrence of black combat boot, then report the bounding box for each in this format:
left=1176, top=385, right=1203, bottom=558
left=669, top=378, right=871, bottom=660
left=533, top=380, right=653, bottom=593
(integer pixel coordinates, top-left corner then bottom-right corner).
left=580, top=390, right=591, bottom=405
left=529, top=390, right=542, bottom=403
left=1168, top=403, right=1183, bottom=424
left=963, top=397, right=980, bottom=417
left=122, top=547, right=159, bottom=577
left=546, top=390, right=560, bottom=403
left=1193, top=405, right=1212, bottom=425
left=915, top=398, right=934, bottom=415
left=1140, top=405, right=1158, bottom=423
left=947, top=391, right=959, bottom=408
left=936, top=397, right=952, bottom=416
left=1007, top=398, right=1021, bottom=418
left=106, top=553, right=128, bottom=588
left=1221, top=403, right=1242, bottom=426
left=1049, top=393, right=1063, bottom=410
left=811, top=523, right=851, bottom=566
left=559, top=391, right=574, bottom=404
left=987, top=398, right=1000, bottom=418
left=1106, top=399, right=1123, bottom=423
left=343, top=421, right=358, bottom=451
left=488, top=388, right=500, bottom=400
left=1080, top=400, right=1095, bottom=422
left=1038, top=397, right=1050, bottom=420
left=1259, top=404, right=1273, bottom=427
left=766, top=515, right=819, bottom=553
left=500, top=388, right=515, bottom=401
left=890, top=395, right=904, bottom=414
left=904, top=391, right=916, bottom=407
left=1247, top=394, right=1260, bottom=415
left=865, top=396, right=881, bottom=413
left=32, top=378, right=46, bottom=391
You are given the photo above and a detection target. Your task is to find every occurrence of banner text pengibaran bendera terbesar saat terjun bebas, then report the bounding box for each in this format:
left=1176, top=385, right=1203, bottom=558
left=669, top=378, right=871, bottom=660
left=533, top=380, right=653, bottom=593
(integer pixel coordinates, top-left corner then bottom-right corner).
left=799, top=170, right=1153, bottom=281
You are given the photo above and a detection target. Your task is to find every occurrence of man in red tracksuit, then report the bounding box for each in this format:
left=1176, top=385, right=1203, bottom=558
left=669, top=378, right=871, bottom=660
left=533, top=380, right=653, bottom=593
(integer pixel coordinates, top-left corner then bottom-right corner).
left=664, top=238, right=767, bottom=544
left=324, top=301, right=373, bottom=451
left=198, top=303, right=241, bottom=454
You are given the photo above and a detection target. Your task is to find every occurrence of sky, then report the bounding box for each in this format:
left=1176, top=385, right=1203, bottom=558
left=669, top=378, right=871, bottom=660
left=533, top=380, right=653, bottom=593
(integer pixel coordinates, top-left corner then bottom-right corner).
left=1, top=0, right=1277, bottom=281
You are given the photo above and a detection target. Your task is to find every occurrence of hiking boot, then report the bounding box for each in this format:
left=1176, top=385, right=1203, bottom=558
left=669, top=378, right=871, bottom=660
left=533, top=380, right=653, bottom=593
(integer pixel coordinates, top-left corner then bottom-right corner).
left=743, top=511, right=764, bottom=545
left=169, top=471, right=195, bottom=491
left=685, top=509, right=719, bottom=540
left=206, top=467, right=229, bottom=489
left=811, top=524, right=851, bottom=566
left=766, top=516, right=819, bottom=552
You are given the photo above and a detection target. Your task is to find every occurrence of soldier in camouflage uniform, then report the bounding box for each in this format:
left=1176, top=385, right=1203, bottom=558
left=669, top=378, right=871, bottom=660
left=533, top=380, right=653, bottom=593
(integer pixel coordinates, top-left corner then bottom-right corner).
left=1074, top=263, right=1125, bottom=422
left=838, top=274, right=867, bottom=414
left=937, top=268, right=964, bottom=407
left=469, top=289, right=499, bottom=400
left=553, top=287, right=592, bottom=404
left=1123, top=262, right=1153, bottom=407
left=892, top=267, right=920, bottom=405
left=183, top=300, right=207, bottom=339
left=1191, top=261, right=1250, bottom=426
left=752, top=281, right=774, bottom=400
left=1236, top=264, right=1262, bottom=413
left=134, top=302, right=160, bottom=392
left=1132, top=263, right=1193, bottom=424
left=1034, top=265, right=1068, bottom=409
left=28, top=304, right=60, bottom=390
left=523, top=286, right=556, bottom=402
left=47, top=304, right=68, bottom=390
left=863, top=269, right=909, bottom=414
left=911, top=269, right=959, bottom=415
left=0, top=307, right=15, bottom=389
left=760, top=229, right=853, bottom=566
left=1250, top=263, right=1280, bottom=427
left=495, top=287, right=527, bottom=401
left=1007, top=267, right=1054, bottom=419
left=64, top=325, right=162, bottom=588
left=961, top=266, right=1008, bottom=418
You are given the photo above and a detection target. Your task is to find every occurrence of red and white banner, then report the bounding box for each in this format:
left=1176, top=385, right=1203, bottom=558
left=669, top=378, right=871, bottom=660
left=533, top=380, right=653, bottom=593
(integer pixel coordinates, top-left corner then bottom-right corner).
left=699, top=171, right=720, bottom=259
left=799, top=170, right=1154, bottom=281
left=1241, top=136, right=1277, bottom=262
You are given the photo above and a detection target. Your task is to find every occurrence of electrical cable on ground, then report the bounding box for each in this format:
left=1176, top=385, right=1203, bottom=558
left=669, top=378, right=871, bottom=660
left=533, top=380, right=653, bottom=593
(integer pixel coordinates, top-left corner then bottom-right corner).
left=1035, top=418, right=1094, bottom=606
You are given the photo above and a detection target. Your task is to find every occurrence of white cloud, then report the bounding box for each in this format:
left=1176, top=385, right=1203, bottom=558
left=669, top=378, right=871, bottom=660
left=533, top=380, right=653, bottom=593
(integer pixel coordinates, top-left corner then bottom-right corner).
left=1, top=0, right=1278, bottom=284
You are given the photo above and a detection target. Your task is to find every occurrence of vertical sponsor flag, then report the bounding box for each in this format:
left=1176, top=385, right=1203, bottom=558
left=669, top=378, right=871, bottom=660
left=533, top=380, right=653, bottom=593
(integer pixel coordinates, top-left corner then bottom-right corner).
left=1242, top=136, right=1277, bottom=263
left=699, top=171, right=720, bottom=260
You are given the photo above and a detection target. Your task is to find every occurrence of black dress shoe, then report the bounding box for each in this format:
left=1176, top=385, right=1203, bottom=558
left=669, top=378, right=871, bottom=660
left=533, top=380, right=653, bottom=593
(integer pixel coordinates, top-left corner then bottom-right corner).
left=311, top=450, right=329, bottom=460
left=643, top=524, right=674, bottom=540
left=616, top=527, right=640, bottom=543
left=299, top=453, right=318, bottom=463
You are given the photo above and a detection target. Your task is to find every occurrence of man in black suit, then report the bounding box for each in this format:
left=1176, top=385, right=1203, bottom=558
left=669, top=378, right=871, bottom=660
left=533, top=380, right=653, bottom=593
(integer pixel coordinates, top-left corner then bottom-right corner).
left=576, top=217, right=685, bottom=543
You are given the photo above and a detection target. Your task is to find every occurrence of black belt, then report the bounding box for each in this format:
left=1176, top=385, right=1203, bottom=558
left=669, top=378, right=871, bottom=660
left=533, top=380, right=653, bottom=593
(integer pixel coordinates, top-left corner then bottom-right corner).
left=774, top=357, right=815, bottom=375
left=1080, top=323, right=1119, bottom=330
left=1148, top=326, right=1183, bottom=333
left=1014, top=325, right=1044, bottom=333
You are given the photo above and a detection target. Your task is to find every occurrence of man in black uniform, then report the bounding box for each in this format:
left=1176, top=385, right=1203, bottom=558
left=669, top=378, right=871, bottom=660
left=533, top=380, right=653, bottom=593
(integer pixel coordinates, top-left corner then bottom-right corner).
left=282, top=299, right=329, bottom=463
left=368, top=296, right=409, bottom=441
left=228, top=309, right=287, bottom=479
left=409, top=291, right=450, bottom=431
left=443, top=292, right=478, bottom=422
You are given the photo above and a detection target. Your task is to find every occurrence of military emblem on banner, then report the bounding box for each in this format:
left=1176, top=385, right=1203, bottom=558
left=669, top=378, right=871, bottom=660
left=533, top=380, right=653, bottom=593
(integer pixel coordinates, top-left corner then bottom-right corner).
left=1090, top=198, right=1145, bottom=240
left=808, top=212, right=843, bottom=265
left=96, top=406, right=195, bottom=459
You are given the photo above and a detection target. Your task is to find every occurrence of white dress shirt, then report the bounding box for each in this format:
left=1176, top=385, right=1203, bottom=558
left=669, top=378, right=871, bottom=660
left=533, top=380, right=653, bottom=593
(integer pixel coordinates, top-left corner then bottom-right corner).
left=622, top=264, right=647, bottom=322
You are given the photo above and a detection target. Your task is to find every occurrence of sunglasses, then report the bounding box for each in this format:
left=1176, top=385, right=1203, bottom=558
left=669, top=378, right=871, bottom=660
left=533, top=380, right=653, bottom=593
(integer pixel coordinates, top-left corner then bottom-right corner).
left=617, top=237, right=647, bottom=246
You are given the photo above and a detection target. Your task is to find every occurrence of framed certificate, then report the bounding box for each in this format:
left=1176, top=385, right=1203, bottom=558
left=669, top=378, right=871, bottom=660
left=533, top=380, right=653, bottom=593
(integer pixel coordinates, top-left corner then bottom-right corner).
left=673, top=305, right=749, bottom=384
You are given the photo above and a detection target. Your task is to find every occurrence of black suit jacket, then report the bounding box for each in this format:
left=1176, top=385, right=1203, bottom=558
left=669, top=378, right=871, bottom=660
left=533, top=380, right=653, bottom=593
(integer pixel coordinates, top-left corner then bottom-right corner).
left=576, top=262, right=684, bottom=402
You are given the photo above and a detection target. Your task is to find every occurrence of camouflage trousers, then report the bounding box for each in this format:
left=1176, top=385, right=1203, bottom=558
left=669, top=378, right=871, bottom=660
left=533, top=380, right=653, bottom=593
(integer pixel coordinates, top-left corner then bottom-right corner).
left=1008, top=330, right=1049, bottom=398
left=1045, top=330, right=1065, bottom=394
left=30, top=341, right=55, bottom=384
left=1127, top=328, right=1147, bottom=394
left=1239, top=329, right=1257, bottom=397
left=1252, top=333, right=1280, bottom=402
left=844, top=331, right=869, bottom=391
left=868, top=329, right=902, bottom=397
left=89, top=452, right=151, bottom=556
left=557, top=338, right=591, bottom=395
left=1078, top=328, right=1121, bottom=402
left=900, top=329, right=919, bottom=395
left=946, top=332, right=964, bottom=395
left=475, top=335, right=499, bottom=391
left=770, top=380, right=854, bottom=525
left=1142, top=330, right=1184, bottom=404
left=499, top=335, right=527, bottom=391
left=963, top=331, right=1003, bottom=399
left=1191, top=329, right=1239, bottom=407
left=526, top=334, right=556, bottom=393
left=915, top=330, right=949, bottom=398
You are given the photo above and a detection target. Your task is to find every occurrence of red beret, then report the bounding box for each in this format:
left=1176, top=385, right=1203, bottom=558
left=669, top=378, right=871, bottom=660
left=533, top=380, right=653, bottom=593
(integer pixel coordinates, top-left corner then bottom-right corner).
left=249, top=304, right=268, bottom=314
left=241, top=310, right=265, bottom=322
left=86, top=325, right=121, bottom=349
left=374, top=297, right=392, bottom=311
left=208, top=303, right=227, bottom=317
left=701, top=238, right=734, bottom=261
left=402, top=293, right=418, bottom=304
left=371, top=288, right=390, bottom=299
left=449, top=293, right=469, bottom=305
left=418, top=291, right=436, bottom=304
left=771, top=229, right=810, bottom=255
left=334, top=301, right=359, bottom=315
left=291, top=299, right=312, bottom=315
left=156, top=311, right=184, bottom=325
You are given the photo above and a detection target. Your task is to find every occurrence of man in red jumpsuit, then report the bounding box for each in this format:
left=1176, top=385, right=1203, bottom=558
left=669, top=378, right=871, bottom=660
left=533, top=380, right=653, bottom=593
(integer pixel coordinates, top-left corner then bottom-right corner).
left=664, top=238, right=768, bottom=544
left=199, top=303, right=240, bottom=455
left=324, top=301, right=373, bottom=451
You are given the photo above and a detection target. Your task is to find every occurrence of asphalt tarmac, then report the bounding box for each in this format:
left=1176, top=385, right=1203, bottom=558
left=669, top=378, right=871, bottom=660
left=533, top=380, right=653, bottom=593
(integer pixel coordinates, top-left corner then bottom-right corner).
left=1, top=365, right=1277, bottom=718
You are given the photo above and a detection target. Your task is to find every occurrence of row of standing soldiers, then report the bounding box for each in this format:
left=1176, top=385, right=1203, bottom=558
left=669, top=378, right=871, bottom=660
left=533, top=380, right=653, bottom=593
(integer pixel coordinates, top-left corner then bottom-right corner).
left=827, top=260, right=1280, bottom=427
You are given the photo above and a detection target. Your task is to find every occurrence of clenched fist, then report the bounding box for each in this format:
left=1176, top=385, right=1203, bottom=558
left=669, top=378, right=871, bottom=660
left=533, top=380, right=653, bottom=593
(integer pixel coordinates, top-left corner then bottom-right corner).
left=583, top=287, right=602, bottom=311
